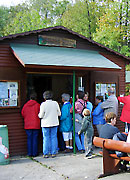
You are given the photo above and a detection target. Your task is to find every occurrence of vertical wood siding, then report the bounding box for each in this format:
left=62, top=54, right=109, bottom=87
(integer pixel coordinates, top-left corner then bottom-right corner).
left=0, top=44, right=27, bottom=156
left=0, top=112, right=27, bottom=156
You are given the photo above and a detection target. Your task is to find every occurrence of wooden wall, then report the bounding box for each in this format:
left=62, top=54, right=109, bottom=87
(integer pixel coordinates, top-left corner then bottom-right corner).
left=0, top=44, right=27, bottom=156
left=100, top=52, right=127, bottom=131
left=0, top=29, right=129, bottom=155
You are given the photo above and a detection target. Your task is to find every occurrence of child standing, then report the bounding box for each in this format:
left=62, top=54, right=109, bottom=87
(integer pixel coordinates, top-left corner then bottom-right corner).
left=59, top=93, right=73, bottom=152
left=77, top=109, right=94, bottom=158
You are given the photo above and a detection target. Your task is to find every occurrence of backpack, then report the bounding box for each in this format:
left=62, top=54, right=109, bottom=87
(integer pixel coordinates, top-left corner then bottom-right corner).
left=78, top=101, right=86, bottom=118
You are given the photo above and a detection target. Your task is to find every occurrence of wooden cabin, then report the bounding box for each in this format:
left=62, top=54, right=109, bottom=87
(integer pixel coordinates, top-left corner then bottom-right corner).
left=0, top=26, right=130, bottom=156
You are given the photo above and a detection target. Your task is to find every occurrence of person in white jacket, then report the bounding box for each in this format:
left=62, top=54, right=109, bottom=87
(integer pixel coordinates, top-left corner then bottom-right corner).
left=38, top=91, right=61, bottom=158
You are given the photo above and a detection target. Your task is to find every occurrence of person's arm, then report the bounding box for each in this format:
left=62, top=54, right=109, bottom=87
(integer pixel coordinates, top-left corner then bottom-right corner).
left=77, top=119, right=82, bottom=124
left=70, top=106, right=73, bottom=113
left=38, top=103, right=45, bottom=119
left=118, top=96, right=126, bottom=104
left=86, top=102, right=93, bottom=113
left=92, top=104, right=102, bottom=116
left=57, top=102, right=61, bottom=116
left=36, top=103, right=40, bottom=115
left=100, top=98, right=113, bottom=109
left=21, top=104, right=26, bottom=117
left=60, top=105, right=68, bottom=121
left=79, top=119, right=89, bottom=134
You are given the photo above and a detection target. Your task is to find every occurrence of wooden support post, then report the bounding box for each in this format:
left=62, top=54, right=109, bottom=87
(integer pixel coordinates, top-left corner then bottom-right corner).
left=73, top=71, right=76, bottom=154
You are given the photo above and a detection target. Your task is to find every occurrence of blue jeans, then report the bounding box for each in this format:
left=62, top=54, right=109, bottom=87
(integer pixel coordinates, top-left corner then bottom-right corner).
left=42, top=126, right=58, bottom=155
left=26, top=129, right=39, bottom=156
left=75, top=132, right=85, bottom=151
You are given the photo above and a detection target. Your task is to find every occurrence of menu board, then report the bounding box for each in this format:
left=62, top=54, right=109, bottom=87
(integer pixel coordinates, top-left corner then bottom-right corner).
left=96, top=83, right=116, bottom=101
left=0, top=81, right=18, bottom=107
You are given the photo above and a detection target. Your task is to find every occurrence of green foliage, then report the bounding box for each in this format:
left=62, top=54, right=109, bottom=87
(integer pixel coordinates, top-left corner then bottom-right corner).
left=54, top=0, right=70, bottom=25
left=125, top=84, right=130, bottom=96
left=3, top=8, right=48, bottom=35
left=61, top=0, right=99, bottom=38
left=93, top=1, right=130, bottom=57
left=0, top=0, right=130, bottom=58
left=126, top=65, right=130, bottom=71
left=120, top=46, right=130, bottom=57
left=1, top=0, right=71, bottom=35
left=0, top=6, right=9, bottom=36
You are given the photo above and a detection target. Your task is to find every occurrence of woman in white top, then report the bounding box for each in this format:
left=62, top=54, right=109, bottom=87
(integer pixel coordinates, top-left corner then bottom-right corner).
left=38, top=91, right=61, bottom=158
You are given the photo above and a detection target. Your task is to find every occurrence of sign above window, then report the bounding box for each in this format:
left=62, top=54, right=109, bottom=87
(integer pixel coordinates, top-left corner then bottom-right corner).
left=38, top=35, right=76, bottom=48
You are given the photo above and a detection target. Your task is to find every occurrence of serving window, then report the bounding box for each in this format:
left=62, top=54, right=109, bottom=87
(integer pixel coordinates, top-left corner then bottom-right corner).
left=95, top=82, right=116, bottom=101
left=0, top=81, right=19, bottom=108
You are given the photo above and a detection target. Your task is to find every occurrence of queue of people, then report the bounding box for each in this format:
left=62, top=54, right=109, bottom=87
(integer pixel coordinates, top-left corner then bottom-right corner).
left=21, top=87, right=129, bottom=159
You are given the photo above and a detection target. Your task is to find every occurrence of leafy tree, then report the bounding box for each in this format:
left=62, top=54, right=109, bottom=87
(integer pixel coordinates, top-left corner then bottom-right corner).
left=0, top=6, right=9, bottom=36
left=3, top=7, right=48, bottom=35
left=0, top=0, right=130, bottom=58
left=28, top=0, right=57, bottom=25
left=61, top=0, right=100, bottom=38
left=93, top=1, right=130, bottom=57
left=54, top=0, right=70, bottom=25
left=2, top=0, right=71, bottom=35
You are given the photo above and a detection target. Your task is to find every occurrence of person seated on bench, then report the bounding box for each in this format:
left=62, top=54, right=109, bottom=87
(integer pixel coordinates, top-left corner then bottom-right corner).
left=113, top=132, right=127, bottom=157
left=99, top=112, right=120, bottom=139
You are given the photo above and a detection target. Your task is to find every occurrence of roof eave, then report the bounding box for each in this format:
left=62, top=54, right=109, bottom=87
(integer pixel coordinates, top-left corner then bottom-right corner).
left=24, top=64, right=121, bottom=71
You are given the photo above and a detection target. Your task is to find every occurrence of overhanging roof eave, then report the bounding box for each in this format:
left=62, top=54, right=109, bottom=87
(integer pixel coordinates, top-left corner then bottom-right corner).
left=24, top=64, right=121, bottom=71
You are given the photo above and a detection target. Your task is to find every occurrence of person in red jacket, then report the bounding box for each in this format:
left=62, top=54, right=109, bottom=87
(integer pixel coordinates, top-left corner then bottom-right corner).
left=118, top=93, right=130, bottom=131
left=21, top=93, right=40, bottom=157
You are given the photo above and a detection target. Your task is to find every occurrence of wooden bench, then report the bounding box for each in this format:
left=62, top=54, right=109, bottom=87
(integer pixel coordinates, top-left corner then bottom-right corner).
left=93, top=136, right=130, bottom=178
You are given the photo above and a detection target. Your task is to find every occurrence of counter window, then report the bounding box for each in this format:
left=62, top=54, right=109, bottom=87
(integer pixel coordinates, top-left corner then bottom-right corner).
left=95, top=83, right=116, bottom=101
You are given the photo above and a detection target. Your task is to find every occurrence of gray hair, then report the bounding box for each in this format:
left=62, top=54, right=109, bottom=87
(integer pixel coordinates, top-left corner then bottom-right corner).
left=108, top=88, right=115, bottom=94
left=43, top=91, right=53, bottom=100
left=62, top=93, right=70, bottom=102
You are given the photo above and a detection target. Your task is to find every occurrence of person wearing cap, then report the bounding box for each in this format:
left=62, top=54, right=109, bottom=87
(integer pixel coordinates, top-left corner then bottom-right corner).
left=101, top=88, right=118, bottom=118
left=38, top=91, right=61, bottom=158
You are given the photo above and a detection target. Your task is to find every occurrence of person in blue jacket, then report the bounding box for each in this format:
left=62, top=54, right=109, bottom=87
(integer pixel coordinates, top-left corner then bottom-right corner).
left=59, top=93, right=73, bottom=152
left=92, top=96, right=106, bottom=136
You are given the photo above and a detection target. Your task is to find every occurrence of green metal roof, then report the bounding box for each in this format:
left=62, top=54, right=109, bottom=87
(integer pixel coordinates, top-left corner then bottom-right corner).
left=11, top=43, right=121, bottom=69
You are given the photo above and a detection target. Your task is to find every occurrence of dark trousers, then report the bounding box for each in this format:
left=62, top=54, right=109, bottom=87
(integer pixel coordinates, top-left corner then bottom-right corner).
left=26, top=129, right=39, bottom=156
left=57, top=131, right=66, bottom=151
